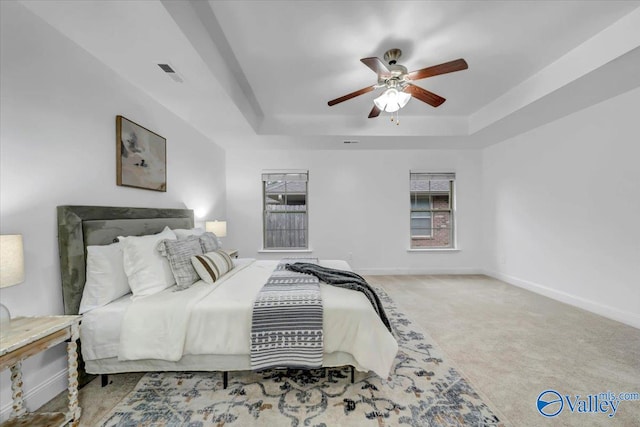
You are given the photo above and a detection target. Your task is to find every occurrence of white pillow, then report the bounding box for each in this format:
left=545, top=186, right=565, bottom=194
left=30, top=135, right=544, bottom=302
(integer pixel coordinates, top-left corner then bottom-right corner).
left=172, top=227, right=205, bottom=239
left=118, top=227, right=177, bottom=297
left=79, top=242, right=130, bottom=314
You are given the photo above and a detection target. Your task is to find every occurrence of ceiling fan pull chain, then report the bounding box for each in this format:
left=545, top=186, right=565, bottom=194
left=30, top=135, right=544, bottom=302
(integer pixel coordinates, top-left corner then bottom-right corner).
left=389, top=110, right=400, bottom=125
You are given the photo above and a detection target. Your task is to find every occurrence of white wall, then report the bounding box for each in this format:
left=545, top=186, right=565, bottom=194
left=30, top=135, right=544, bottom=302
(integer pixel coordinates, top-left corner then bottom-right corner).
left=0, top=2, right=226, bottom=417
left=482, top=87, right=640, bottom=328
left=226, top=149, right=483, bottom=274
left=2, top=1, right=638, bottom=419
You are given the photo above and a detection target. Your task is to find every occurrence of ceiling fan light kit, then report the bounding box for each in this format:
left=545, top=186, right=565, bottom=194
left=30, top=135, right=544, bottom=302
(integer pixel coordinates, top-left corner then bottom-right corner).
left=374, top=88, right=411, bottom=113
left=328, top=48, right=468, bottom=123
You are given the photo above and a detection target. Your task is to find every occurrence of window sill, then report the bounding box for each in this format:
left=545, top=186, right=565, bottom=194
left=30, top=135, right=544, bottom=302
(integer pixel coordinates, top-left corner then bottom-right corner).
left=259, top=248, right=313, bottom=253
left=407, top=248, right=460, bottom=253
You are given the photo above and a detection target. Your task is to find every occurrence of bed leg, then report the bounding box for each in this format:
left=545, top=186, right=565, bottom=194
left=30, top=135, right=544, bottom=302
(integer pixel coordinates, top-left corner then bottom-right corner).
left=101, top=374, right=109, bottom=387
left=350, top=366, right=354, bottom=383
left=223, top=371, right=228, bottom=389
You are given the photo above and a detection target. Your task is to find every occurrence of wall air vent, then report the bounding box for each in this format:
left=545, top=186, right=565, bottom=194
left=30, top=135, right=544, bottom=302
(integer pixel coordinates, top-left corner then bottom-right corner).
left=157, top=62, right=184, bottom=83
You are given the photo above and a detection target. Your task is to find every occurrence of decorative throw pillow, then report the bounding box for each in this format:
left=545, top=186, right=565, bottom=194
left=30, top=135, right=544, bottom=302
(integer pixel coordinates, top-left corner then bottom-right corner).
left=199, top=232, right=221, bottom=252
left=118, top=227, right=177, bottom=297
left=191, top=250, right=234, bottom=284
left=172, top=227, right=205, bottom=240
left=79, top=242, right=130, bottom=314
left=157, top=235, right=203, bottom=290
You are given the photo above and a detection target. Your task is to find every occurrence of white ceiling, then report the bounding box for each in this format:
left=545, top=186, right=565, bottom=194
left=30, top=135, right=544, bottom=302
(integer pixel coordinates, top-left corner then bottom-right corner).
left=19, top=0, right=640, bottom=149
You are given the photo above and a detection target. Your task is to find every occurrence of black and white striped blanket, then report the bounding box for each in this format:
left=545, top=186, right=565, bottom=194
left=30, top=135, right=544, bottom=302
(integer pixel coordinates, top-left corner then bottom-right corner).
left=285, top=262, right=393, bottom=333
left=250, top=258, right=323, bottom=370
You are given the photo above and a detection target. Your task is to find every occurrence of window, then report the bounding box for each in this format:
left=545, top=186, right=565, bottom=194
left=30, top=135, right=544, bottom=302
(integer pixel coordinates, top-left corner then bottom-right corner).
left=262, top=171, right=308, bottom=249
left=410, top=172, right=455, bottom=248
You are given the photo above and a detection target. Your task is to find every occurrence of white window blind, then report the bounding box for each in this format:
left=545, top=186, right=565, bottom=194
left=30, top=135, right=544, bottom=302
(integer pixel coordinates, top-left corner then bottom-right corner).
left=261, top=171, right=308, bottom=182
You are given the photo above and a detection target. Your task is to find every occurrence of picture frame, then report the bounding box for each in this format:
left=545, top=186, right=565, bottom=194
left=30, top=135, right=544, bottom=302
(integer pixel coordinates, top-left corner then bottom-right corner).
left=116, top=115, right=167, bottom=192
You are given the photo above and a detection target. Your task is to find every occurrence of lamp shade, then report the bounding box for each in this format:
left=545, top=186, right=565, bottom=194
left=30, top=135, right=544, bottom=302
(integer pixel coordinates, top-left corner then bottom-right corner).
left=374, top=88, right=411, bottom=113
left=0, top=234, right=24, bottom=288
left=205, top=221, right=227, bottom=237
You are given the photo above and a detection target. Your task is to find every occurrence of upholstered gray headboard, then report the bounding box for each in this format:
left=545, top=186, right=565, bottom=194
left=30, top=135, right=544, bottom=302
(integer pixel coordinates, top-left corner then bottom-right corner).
left=57, top=205, right=194, bottom=315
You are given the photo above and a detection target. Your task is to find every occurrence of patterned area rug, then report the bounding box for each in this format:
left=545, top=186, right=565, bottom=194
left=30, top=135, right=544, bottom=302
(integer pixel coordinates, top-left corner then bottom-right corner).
left=98, top=289, right=507, bottom=426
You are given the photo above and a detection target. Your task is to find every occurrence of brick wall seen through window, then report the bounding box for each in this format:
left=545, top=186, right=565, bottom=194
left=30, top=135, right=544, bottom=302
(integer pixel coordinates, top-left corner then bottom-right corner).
left=410, top=172, right=455, bottom=249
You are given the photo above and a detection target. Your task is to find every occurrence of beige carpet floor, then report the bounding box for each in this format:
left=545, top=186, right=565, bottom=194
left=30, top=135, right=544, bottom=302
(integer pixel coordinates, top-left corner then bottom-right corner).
left=41, top=274, right=640, bottom=426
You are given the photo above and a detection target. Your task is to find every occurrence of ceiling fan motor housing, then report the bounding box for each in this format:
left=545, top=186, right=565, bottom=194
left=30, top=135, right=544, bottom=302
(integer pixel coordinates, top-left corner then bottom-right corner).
left=384, top=48, right=402, bottom=65
left=380, top=49, right=408, bottom=88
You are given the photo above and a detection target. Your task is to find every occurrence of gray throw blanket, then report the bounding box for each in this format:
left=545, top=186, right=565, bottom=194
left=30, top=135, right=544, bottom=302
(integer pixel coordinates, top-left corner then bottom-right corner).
left=285, top=263, right=393, bottom=333
left=250, top=259, right=323, bottom=370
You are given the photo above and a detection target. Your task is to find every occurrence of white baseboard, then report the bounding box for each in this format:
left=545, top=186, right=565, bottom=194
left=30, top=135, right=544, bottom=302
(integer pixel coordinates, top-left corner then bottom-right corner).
left=357, top=267, right=483, bottom=275
left=0, top=368, right=68, bottom=422
left=484, top=269, right=640, bottom=330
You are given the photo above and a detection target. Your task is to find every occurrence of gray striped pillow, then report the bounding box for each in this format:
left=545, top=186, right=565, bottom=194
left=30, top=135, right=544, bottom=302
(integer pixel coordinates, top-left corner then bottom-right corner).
left=199, top=232, right=221, bottom=252
left=157, top=235, right=203, bottom=290
left=191, top=250, right=234, bottom=284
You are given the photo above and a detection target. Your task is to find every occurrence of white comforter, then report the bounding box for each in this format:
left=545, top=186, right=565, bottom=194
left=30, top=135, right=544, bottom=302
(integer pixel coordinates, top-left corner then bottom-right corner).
left=118, top=259, right=398, bottom=378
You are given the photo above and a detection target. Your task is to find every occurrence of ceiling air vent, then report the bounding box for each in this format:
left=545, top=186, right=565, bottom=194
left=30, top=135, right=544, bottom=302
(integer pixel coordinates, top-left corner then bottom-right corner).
left=157, top=62, right=184, bottom=83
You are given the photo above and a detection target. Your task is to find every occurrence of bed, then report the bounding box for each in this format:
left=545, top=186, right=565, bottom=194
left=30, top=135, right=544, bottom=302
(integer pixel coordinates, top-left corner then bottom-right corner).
left=57, top=205, right=398, bottom=385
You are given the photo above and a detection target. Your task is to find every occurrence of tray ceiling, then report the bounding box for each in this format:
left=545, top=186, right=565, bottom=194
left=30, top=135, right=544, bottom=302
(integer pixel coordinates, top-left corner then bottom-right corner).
left=19, top=0, right=640, bottom=149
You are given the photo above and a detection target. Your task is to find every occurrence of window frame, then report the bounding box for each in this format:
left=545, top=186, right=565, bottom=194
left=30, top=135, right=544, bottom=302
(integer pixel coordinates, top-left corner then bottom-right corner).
left=409, top=172, right=456, bottom=249
left=262, top=171, right=309, bottom=250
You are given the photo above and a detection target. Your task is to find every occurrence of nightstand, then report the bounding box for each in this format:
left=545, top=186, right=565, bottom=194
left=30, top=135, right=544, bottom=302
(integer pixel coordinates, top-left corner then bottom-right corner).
left=222, top=248, right=238, bottom=258
left=0, top=316, right=81, bottom=427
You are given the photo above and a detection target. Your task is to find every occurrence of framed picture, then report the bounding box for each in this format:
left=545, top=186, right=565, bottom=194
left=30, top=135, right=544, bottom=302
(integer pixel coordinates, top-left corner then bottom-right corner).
left=116, top=115, right=166, bottom=192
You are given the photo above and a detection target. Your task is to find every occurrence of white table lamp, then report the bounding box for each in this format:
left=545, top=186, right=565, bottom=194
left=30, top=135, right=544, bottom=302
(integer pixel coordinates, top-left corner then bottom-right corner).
left=1, top=234, right=24, bottom=334
left=206, top=220, right=227, bottom=238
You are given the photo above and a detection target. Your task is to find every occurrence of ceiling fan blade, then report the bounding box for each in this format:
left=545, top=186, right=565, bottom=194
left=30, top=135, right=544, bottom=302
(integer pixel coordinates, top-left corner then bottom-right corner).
left=368, top=105, right=381, bottom=118
left=406, top=84, right=446, bottom=107
left=360, top=57, right=390, bottom=75
left=407, top=58, right=468, bottom=81
left=328, top=85, right=376, bottom=106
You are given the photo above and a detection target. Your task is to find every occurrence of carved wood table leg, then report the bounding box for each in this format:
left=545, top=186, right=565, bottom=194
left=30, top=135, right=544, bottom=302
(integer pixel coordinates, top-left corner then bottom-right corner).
left=10, top=361, right=26, bottom=418
left=0, top=316, right=83, bottom=424
left=67, top=321, right=81, bottom=424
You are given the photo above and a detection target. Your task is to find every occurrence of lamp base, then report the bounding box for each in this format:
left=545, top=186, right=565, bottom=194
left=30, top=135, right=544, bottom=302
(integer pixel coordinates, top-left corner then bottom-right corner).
left=0, top=302, right=11, bottom=337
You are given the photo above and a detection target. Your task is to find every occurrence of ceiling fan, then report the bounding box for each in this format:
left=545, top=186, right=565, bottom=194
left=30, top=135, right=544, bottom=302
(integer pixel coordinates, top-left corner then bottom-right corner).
left=327, top=48, right=468, bottom=118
